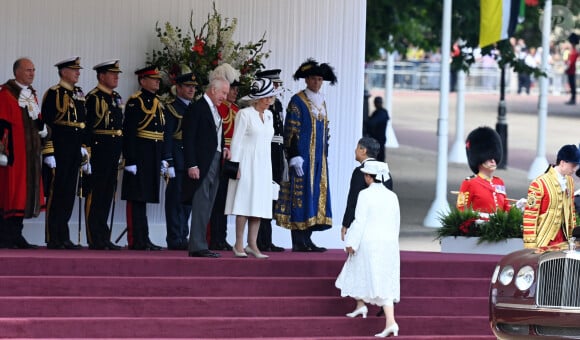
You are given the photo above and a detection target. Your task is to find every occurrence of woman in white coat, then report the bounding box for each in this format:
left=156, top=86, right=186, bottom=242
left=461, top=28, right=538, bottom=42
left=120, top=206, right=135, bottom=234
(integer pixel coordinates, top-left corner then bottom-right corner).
left=335, top=160, right=401, bottom=337
left=224, top=78, right=281, bottom=259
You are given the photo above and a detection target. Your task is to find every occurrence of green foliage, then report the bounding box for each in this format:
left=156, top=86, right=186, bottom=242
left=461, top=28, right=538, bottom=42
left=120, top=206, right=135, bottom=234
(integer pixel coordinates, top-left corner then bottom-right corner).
left=436, top=206, right=523, bottom=244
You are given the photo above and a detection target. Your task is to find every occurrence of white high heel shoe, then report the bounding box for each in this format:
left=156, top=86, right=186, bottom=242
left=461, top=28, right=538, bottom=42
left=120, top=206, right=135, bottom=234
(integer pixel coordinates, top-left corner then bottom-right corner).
left=346, top=305, right=368, bottom=318
left=233, top=247, right=247, bottom=258
left=375, top=323, right=399, bottom=337
left=244, top=246, right=269, bottom=259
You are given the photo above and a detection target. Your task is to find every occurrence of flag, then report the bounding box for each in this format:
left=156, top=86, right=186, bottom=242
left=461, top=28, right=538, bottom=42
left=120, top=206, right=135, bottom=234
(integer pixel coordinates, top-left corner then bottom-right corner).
left=479, top=0, right=521, bottom=47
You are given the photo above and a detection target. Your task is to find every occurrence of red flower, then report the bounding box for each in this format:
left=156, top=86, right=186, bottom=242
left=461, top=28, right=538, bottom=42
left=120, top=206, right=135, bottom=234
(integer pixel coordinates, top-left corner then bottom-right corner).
left=192, top=38, right=205, bottom=55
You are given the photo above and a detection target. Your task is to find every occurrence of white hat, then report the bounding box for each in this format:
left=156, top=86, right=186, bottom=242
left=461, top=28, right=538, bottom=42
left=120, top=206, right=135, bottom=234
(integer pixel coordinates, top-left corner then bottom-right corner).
left=361, top=160, right=391, bottom=182
left=241, top=78, right=282, bottom=101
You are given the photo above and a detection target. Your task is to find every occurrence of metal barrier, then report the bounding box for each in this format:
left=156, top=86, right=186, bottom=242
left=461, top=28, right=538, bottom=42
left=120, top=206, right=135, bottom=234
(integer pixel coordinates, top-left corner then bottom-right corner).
left=365, top=60, right=578, bottom=94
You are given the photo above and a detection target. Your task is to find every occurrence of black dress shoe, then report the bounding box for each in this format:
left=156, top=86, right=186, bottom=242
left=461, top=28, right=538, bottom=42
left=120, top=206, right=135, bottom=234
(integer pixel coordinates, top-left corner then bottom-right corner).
left=104, top=240, right=122, bottom=250
left=146, top=241, right=162, bottom=251
left=188, top=250, right=221, bottom=258
left=223, top=242, right=233, bottom=251
left=306, top=242, right=327, bottom=252
left=63, top=240, right=82, bottom=250
left=129, top=243, right=147, bottom=250
left=14, top=236, right=39, bottom=249
left=268, top=244, right=285, bottom=252
left=292, top=244, right=311, bottom=252
left=209, top=242, right=233, bottom=251
left=47, top=241, right=64, bottom=249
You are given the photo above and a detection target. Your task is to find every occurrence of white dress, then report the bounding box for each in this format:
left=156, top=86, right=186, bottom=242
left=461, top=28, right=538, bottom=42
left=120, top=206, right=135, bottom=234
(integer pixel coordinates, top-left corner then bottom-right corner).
left=224, top=106, right=274, bottom=218
left=335, top=183, right=401, bottom=306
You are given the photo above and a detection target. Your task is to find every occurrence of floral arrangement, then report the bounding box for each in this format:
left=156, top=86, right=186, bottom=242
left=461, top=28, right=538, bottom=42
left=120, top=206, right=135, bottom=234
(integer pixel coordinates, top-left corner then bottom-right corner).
left=435, top=207, right=523, bottom=244
left=147, top=3, right=270, bottom=98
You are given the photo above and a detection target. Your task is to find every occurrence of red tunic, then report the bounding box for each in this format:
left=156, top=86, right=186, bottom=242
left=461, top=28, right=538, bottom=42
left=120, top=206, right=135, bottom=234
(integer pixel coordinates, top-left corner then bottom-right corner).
left=456, top=174, right=510, bottom=213
left=218, top=100, right=239, bottom=149
left=0, top=80, right=44, bottom=218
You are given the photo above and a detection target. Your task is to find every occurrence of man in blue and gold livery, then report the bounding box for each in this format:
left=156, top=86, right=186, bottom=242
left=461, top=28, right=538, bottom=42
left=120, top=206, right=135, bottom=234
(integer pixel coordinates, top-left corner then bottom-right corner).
left=275, top=59, right=337, bottom=252
left=121, top=66, right=165, bottom=250
left=42, top=56, right=87, bottom=250
left=162, top=72, right=197, bottom=250
left=83, top=60, right=123, bottom=250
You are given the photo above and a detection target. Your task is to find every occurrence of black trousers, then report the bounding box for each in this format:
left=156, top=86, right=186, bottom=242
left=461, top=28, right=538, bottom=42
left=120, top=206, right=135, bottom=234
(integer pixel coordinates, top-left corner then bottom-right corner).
left=568, top=74, right=577, bottom=102
left=0, top=216, right=24, bottom=247
left=126, top=201, right=150, bottom=248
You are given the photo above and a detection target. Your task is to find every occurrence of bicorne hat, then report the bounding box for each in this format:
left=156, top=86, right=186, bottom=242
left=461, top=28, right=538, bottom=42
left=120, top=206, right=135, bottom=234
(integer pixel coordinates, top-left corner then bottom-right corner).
left=465, top=126, right=503, bottom=174
left=292, top=58, right=337, bottom=85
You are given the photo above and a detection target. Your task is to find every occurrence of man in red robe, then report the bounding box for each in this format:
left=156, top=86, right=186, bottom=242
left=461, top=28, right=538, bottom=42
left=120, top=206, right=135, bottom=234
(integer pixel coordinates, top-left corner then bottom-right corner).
left=0, top=58, right=47, bottom=248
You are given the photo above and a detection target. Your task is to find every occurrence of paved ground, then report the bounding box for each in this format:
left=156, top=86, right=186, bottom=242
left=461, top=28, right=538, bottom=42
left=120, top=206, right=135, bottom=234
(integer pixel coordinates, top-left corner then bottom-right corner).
left=385, top=89, right=580, bottom=252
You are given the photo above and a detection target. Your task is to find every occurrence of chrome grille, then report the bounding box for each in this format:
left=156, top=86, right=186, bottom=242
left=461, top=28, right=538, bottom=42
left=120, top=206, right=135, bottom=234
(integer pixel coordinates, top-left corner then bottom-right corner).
left=537, top=256, right=580, bottom=307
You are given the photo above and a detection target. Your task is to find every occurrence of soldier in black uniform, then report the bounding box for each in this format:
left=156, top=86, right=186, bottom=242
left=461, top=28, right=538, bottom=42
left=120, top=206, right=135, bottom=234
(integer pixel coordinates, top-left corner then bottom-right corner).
left=84, top=60, right=124, bottom=250
left=256, top=69, right=286, bottom=252
left=42, top=56, right=86, bottom=250
left=121, top=66, right=165, bottom=251
left=162, top=73, right=197, bottom=250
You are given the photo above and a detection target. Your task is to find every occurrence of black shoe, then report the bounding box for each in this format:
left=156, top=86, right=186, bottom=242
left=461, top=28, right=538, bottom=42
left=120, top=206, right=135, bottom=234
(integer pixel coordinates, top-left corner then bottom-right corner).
left=129, top=243, right=147, bottom=250
left=292, top=244, right=311, bottom=252
left=167, top=243, right=188, bottom=250
left=14, top=236, right=39, bottom=249
left=104, top=240, right=122, bottom=250
left=209, top=242, right=232, bottom=251
left=223, top=242, right=233, bottom=251
left=188, top=249, right=221, bottom=258
left=306, top=241, right=327, bottom=252
left=146, top=241, right=162, bottom=251
left=268, top=244, right=285, bottom=252
left=565, top=100, right=576, bottom=105
left=47, top=241, right=64, bottom=249
left=63, top=240, right=82, bottom=250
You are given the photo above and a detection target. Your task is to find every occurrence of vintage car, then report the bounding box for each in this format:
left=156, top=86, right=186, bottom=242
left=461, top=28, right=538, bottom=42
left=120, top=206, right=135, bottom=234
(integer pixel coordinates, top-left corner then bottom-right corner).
left=489, top=245, right=580, bottom=339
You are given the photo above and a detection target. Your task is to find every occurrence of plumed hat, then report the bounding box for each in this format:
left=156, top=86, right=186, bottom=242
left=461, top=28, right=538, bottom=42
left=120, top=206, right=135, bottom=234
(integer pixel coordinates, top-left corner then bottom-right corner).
left=465, top=126, right=503, bottom=174
left=208, top=63, right=240, bottom=85
left=292, top=58, right=337, bottom=85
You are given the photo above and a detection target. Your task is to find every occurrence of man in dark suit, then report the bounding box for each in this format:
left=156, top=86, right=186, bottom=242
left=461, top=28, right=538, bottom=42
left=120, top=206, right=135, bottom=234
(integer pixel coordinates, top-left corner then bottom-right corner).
left=341, top=137, right=393, bottom=242
left=182, top=76, right=230, bottom=258
left=365, top=96, right=389, bottom=161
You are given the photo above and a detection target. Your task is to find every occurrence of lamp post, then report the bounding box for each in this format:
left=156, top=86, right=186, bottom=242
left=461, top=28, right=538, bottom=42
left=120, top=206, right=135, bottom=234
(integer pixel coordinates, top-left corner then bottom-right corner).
left=496, top=65, right=508, bottom=169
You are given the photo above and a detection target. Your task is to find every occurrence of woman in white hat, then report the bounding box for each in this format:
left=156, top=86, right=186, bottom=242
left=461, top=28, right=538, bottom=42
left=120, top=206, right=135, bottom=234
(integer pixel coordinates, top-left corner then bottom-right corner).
left=224, top=78, right=281, bottom=259
left=335, top=160, right=401, bottom=337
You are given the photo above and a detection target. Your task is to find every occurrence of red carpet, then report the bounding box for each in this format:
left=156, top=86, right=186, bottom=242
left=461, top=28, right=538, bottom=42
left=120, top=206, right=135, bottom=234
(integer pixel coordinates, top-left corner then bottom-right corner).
left=0, top=249, right=500, bottom=339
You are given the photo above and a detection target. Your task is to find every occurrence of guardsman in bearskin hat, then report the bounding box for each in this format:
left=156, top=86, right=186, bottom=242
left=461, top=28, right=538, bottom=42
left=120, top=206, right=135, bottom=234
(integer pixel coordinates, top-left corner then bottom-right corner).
left=162, top=72, right=197, bottom=250
left=255, top=68, right=286, bottom=252
left=274, top=58, right=337, bottom=252
left=121, top=66, right=165, bottom=250
left=523, top=144, right=580, bottom=249
left=456, top=126, right=511, bottom=215
left=42, top=56, right=87, bottom=249
left=84, top=60, right=124, bottom=250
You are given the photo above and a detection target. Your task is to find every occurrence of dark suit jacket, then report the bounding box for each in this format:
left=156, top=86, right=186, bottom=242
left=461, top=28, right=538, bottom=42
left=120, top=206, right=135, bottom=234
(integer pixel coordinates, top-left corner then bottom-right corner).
left=341, top=159, right=394, bottom=228
left=181, top=95, right=224, bottom=203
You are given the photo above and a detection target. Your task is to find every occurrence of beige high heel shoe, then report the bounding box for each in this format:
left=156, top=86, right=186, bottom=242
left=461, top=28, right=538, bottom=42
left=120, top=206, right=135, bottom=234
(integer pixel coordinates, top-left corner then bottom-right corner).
left=244, top=246, right=269, bottom=259
left=375, top=323, right=399, bottom=337
left=233, top=247, right=247, bottom=258
left=346, top=305, right=368, bottom=318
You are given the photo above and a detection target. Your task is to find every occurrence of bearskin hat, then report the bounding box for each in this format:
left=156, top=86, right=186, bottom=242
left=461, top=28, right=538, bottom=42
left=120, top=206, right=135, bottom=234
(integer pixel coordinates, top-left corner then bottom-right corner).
left=292, top=58, right=337, bottom=85
left=465, top=126, right=503, bottom=174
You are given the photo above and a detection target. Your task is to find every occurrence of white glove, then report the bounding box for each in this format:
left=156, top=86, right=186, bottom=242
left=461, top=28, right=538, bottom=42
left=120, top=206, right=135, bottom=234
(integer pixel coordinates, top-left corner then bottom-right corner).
left=38, top=124, right=48, bottom=138
left=167, top=167, right=176, bottom=178
left=0, top=154, right=7, bottom=167
left=516, top=198, right=527, bottom=211
left=125, top=165, right=137, bottom=175
left=160, top=160, right=169, bottom=177
left=44, top=156, right=56, bottom=168
left=81, top=162, right=92, bottom=175
left=289, top=156, right=304, bottom=177
left=80, top=147, right=90, bottom=160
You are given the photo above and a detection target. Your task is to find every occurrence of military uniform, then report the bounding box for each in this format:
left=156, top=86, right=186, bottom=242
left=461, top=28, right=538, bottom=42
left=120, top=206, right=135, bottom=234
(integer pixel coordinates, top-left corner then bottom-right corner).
left=121, top=66, right=165, bottom=250
left=84, top=60, right=123, bottom=250
left=163, top=73, right=196, bottom=250
left=456, top=174, right=510, bottom=213
left=42, top=57, right=86, bottom=249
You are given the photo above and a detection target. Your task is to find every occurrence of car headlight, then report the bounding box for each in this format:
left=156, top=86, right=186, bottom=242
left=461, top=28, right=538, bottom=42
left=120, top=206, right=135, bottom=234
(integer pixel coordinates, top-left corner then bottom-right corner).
left=491, top=265, right=500, bottom=284
left=499, top=265, right=514, bottom=285
left=515, top=265, right=535, bottom=291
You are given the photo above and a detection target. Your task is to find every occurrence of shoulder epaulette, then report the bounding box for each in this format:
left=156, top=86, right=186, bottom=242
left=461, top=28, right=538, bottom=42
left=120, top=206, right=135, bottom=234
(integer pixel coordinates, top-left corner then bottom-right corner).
left=88, top=88, right=99, bottom=96
left=130, top=91, right=142, bottom=99
left=50, top=84, right=60, bottom=90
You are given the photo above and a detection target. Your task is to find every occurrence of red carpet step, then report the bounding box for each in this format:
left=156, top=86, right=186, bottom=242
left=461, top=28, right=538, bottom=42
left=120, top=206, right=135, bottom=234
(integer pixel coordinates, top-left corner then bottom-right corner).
left=0, top=249, right=500, bottom=339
